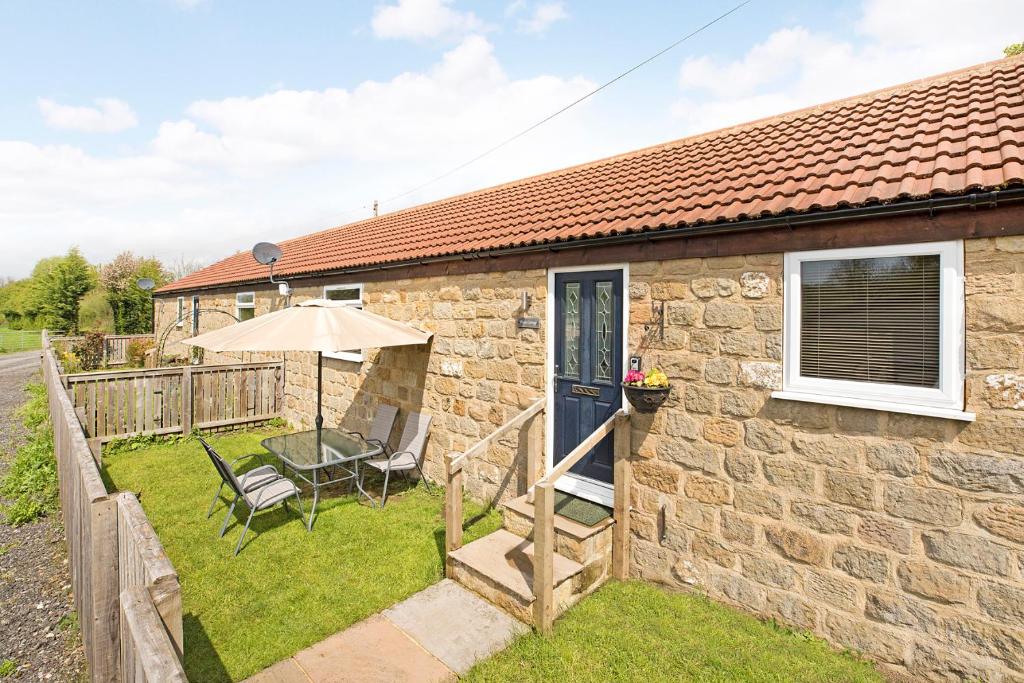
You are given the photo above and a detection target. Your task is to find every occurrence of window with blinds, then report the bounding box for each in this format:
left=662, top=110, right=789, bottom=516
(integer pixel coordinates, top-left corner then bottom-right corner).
left=800, top=255, right=941, bottom=388
left=780, top=241, right=968, bottom=420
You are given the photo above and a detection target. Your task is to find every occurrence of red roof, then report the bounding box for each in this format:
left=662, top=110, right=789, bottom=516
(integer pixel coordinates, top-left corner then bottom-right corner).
left=160, top=56, right=1024, bottom=293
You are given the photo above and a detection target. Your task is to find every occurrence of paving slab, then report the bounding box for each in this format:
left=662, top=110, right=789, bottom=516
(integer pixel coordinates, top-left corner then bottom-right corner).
left=383, top=579, right=529, bottom=675
left=292, top=615, right=455, bottom=683
left=245, top=658, right=311, bottom=683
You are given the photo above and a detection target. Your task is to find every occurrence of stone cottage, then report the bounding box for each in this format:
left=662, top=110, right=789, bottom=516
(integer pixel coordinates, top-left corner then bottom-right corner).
left=155, top=56, right=1024, bottom=680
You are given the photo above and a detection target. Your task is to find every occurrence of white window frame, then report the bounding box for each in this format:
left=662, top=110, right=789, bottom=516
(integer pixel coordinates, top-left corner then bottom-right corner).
left=773, top=240, right=974, bottom=421
left=323, top=283, right=364, bottom=363
left=176, top=296, right=184, bottom=327
left=236, top=291, right=256, bottom=322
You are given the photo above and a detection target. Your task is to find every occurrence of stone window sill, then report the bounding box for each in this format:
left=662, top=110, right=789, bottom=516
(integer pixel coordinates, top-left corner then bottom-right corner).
left=770, top=390, right=976, bottom=422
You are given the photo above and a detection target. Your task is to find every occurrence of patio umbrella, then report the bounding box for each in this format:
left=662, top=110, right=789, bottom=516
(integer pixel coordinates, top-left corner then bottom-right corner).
left=182, top=299, right=432, bottom=450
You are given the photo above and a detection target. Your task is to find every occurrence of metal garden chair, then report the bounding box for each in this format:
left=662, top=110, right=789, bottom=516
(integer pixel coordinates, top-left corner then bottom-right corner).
left=207, top=444, right=307, bottom=555
left=200, top=437, right=281, bottom=519
left=346, top=404, right=399, bottom=451
left=360, top=412, right=432, bottom=507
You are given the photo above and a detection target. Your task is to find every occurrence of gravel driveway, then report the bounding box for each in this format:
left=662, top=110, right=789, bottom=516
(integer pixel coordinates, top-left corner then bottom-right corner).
left=0, top=351, right=86, bottom=681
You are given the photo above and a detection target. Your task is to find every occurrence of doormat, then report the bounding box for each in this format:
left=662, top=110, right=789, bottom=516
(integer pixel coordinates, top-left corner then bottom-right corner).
left=553, top=491, right=612, bottom=527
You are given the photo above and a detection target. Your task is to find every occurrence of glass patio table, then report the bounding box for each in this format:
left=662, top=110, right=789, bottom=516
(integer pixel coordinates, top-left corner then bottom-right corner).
left=261, top=429, right=383, bottom=530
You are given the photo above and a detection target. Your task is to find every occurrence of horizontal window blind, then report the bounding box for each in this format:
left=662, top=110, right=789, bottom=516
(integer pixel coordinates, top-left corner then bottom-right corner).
left=800, top=254, right=940, bottom=388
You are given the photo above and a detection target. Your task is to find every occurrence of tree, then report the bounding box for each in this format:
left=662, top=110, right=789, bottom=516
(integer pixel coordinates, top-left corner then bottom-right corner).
left=100, top=252, right=170, bottom=334
left=0, top=278, right=40, bottom=329
left=31, top=248, right=96, bottom=333
left=1006, top=43, right=1024, bottom=57
left=168, top=254, right=204, bottom=282
left=78, top=289, right=115, bottom=332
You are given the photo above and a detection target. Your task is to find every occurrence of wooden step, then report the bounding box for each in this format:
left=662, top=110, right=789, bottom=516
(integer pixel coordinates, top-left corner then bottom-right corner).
left=448, top=529, right=582, bottom=623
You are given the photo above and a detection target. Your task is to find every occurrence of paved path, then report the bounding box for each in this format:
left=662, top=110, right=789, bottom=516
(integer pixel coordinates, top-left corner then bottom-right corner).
left=245, top=580, right=527, bottom=682
left=0, top=351, right=86, bottom=681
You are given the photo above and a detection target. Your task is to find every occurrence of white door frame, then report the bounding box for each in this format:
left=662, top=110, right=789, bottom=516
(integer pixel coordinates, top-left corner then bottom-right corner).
left=545, top=263, right=630, bottom=508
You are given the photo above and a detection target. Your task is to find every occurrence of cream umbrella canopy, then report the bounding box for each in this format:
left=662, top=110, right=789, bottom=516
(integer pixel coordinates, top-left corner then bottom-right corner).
left=183, top=299, right=432, bottom=443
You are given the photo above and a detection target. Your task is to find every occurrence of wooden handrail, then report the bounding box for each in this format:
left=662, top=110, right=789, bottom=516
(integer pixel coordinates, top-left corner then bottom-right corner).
left=532, top=408, right=630, bottom=635
left=448, top=397, right=544, bottom=473
left=528, top=408, right=626, bottom=502
left=444, top=397, right=545, bottom=565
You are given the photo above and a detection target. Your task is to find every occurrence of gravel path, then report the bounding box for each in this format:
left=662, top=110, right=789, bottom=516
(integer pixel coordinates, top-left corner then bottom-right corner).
left=0, top=352, right=86, bottom=681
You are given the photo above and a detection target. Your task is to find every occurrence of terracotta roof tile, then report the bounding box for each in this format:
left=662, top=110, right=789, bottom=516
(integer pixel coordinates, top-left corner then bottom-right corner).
left=160, top=56, right=1024, bottom=293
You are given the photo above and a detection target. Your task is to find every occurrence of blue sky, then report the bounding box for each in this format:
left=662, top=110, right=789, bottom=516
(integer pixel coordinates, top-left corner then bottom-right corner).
left=1, top=0, right=1020, bottom=278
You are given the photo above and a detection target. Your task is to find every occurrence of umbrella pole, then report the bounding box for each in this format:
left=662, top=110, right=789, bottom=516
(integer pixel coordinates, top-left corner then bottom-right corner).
left=316, top=351, right=324, bottom=455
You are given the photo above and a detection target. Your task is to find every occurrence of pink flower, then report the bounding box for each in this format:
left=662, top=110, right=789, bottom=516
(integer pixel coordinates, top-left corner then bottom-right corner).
left=624, top=369, right=645, bottom=386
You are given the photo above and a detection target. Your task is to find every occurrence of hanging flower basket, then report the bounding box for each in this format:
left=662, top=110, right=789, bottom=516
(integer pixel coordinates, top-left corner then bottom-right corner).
left=622, top=368, right=671, bottom=413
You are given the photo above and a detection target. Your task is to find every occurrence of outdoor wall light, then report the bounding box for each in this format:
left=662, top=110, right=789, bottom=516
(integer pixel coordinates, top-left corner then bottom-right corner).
left=520, top=290, right=532, bottom=310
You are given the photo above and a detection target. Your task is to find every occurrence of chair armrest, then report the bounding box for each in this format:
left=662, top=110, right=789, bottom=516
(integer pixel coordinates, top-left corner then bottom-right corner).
left=385, top=450, right=414, bottom=464
left=348, top=432, right=391, bottom=455
left=231, top=452, right=268, bottom=467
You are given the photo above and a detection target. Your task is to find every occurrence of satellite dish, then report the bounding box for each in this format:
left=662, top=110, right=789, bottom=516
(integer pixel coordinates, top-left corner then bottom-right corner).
left=137, top=278, right=156, bottom=291
left=252, top=242, right=283, bottom=266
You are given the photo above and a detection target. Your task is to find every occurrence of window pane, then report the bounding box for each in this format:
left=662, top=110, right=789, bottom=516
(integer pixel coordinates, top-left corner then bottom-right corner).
left=594, top=281, right=613, bottom=382
left=238, top=307, right=256, bottom=322
left=800, top=255, right=940, bottom=388
left=563, top=282, right=581, bottom=379
left=236, top=292, right=255, bottom=304
left=326, top=287, right=360, bottom=302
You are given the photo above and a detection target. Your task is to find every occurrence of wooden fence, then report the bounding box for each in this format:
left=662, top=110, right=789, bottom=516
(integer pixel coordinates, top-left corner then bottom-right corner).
left=49, top=333, right=154, bottom=367
left=104, top=334, right=154, bottom=366
left=66, top=361, right=285, bottom=442
left=43, top=335, right=187, bottom=681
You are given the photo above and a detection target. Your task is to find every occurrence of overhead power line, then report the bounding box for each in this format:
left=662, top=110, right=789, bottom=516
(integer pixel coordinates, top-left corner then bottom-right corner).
left=337, top=0, right=751, bottom=222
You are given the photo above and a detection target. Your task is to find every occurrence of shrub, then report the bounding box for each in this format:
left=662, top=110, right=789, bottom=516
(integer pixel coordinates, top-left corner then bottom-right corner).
left=61, top=351, right=83, bottom=374
left=71, top=331, right=106, bottom=370
left=1, top=383, right=58, bottom=526
left=126, top=338, right=155, bottom=367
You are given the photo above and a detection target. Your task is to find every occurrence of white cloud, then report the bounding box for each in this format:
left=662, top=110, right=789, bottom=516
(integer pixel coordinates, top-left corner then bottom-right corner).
left=371, top=0, right=486, bottom=41
left=672, top=0, right=1024, bottom=135
left=151, top=36, right=595, bottom=172
left=1, top=36, right=622, bottom=278
left=37, top=97, right=138, bottom=133
left=511, top=2, right=568, bottom=34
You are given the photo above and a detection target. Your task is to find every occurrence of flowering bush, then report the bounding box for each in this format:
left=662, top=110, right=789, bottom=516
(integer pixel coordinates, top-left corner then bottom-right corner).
left=623, top=368, right=669, bottom=388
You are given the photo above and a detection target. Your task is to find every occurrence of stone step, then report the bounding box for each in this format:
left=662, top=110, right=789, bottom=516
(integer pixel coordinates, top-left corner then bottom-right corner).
left=447, top=529, right=583, bottom=623
left=501, top=494, right=614, bottom=566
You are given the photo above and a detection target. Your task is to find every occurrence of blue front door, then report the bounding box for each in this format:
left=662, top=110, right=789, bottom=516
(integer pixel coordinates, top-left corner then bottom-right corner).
left=553, top=270, right=623, bottom=485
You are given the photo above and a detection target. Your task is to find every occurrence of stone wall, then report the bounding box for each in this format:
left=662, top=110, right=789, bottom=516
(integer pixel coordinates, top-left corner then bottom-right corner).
left=154, top=235, right=1024, bottom=679
left=154, top=270, right=547, bottom=503
left=625, top=237, right=1024, bottom=681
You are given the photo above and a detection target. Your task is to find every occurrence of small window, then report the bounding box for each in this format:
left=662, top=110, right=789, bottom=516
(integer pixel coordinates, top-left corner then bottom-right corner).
left=775, top=241, right=971, bottom=420
left=191, top=296, right=200, bottom=336
left=324, top=284, right=364, bottom=362
left=176, top=297, right=184, bottom=327
left=236, top=292, right=256, bottom=322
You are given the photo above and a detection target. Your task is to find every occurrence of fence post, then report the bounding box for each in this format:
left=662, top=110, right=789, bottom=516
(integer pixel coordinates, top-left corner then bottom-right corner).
left=181, top=366, right=193, bottom=435
left=444, top=453, right=463, bottom=576
left=89, top=496, right=120, bottom=683
left=612, top=415, right=632, bottom=580
left=526, top=411, right=542, bottom=490
left=532, top=481, right=555, bottom=635
left=275, top=359, right=286, bottom=415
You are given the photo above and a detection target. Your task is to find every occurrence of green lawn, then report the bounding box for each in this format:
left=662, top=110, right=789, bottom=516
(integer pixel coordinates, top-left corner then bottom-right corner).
left=466, top=581, right=883, bottom=683
left=102, top=430, right=501, bottom=682
left=0, top=329, right=41, bottom=354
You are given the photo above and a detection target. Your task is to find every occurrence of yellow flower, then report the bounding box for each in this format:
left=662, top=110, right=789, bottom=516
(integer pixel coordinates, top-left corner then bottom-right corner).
left=643, top=368, right=669, bottom=388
